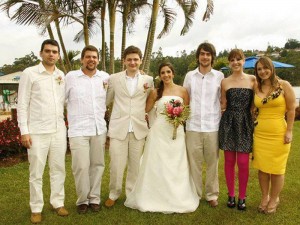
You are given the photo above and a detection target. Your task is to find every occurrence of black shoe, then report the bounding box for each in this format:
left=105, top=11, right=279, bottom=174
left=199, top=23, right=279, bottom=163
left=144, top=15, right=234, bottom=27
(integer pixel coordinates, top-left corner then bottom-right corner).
left=227, top=196, right=236, bottom=208
left=90, top=204, right=101, bottom=212
left=77, top=204, right=88, bottom=214
left=237, top=199, right=246, bottom=210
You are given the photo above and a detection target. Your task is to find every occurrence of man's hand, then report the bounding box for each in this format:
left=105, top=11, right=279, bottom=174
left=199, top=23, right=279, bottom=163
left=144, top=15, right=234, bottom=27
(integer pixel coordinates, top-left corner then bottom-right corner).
left=21, top=134, right=32, bottom=149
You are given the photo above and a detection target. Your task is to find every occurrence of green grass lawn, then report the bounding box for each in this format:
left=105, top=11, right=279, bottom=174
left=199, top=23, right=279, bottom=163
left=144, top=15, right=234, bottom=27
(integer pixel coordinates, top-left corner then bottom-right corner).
left=1, top=122, right=300, bottom=225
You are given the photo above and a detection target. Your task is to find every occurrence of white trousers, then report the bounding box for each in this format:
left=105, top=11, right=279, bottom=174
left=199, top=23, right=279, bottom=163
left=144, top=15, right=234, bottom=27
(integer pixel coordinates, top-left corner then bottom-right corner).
left=70, top=134, right=106, bottom=205
left=28, top=126, right=67, bottom=213
left=108, top=133, right=145, bottom=200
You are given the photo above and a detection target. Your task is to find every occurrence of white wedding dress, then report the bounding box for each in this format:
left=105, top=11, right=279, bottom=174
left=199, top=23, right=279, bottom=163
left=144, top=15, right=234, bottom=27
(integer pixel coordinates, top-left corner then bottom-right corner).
left=124, top=96, right=199, bottom=213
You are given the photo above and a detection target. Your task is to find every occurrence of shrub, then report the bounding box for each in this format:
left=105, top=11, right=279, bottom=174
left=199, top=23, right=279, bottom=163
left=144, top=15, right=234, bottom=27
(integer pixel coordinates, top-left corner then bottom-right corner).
left=0, top=118, right=26, bottom=158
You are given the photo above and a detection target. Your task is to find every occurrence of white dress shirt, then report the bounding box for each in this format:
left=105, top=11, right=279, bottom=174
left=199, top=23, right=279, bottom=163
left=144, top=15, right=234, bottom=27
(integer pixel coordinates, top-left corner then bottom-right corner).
left=17, top=63, right=65, bottom=135
left=183, top=68, right=224, bottom=132
left=65, top=69, right=110, bottom=137
left=125, top=72, right=140, bottom=132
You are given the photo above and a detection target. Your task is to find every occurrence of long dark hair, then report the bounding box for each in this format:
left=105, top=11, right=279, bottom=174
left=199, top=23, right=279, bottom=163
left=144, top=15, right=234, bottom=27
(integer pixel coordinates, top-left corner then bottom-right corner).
left=156, top=62, right=175, bottom=100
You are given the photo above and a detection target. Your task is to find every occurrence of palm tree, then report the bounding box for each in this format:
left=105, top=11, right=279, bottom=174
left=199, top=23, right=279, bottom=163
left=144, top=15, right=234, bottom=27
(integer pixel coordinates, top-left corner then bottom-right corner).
left=107, top=0, right=120, bottom=74
left=119, top=0, right=148, bottom=70
left=141, top=0, right=214, bottom=73
left=0, top=0, right=69, bottom=73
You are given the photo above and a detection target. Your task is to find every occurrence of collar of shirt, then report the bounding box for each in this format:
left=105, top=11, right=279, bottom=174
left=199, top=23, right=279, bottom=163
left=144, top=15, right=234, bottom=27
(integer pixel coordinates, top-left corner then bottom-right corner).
left=77, top=69, right=102, bottom=77
left=38, top=62, right=60, bottom=75
left=194, top=67, right=214, bottom=77
left=125, top=71, right=140, bottom=80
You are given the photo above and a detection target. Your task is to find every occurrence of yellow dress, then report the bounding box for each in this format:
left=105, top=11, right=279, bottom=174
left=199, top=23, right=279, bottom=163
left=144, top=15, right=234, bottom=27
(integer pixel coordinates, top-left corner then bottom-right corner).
left=252, top=93, right=291, bottom=174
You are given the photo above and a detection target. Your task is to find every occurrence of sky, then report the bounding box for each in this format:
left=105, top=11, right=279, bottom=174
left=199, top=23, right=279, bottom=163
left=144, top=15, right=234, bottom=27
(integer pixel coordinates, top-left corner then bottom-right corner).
left=0, top=0, right=300, bottom=67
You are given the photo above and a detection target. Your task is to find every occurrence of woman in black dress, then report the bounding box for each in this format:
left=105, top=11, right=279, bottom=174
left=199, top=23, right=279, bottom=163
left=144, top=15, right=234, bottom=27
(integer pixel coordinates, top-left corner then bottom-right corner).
left=219, top=49, right=256, bottom=210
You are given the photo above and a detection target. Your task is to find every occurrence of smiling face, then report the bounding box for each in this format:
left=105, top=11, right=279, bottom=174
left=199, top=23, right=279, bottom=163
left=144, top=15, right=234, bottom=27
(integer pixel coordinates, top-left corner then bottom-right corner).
left=228, top=49, right=245, bottom=72
left=255, top=57, right=276, bottom=84
left=40, top=44, right=60, bottom=67
left=198, top=49, right=212, bottom=68
left=256, top=62, right=272, bottom=81
left=159, top=65, right=174, bottom=85
left=123, top=53, right=142, bottom=74
left=81, top=50, right=99, bottom=72
left=229, top=57, right=245, bottom=72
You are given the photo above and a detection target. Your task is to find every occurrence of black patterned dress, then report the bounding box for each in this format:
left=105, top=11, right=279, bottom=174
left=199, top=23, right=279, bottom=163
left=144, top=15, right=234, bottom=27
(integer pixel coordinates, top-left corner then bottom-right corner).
left=219, top=88, right=254, bottom=153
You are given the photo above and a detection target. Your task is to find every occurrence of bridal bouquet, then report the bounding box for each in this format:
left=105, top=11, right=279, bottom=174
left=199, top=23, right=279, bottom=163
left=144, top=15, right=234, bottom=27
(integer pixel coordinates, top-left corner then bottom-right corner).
left=161, top=99, right=190, bottom=140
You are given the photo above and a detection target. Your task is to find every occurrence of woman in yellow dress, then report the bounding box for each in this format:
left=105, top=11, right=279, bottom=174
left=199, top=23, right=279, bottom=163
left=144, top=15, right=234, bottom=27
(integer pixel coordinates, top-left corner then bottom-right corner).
left=253, top=56, right=296, bottom=214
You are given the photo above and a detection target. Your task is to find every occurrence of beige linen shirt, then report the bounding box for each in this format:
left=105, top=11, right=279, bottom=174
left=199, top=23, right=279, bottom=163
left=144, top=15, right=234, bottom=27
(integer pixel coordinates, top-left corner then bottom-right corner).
left=17, top=62, right=65, bottom=135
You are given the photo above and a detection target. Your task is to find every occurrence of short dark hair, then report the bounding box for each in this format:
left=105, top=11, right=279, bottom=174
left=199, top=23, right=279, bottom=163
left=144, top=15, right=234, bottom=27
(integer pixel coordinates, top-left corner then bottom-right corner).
left=123, top=45, right=142, bottom=59
left=81, top=45, right=99, bottom=59
left=196, top=42, right=216, bottom=65
left=40, top=39, right=60, bottom=53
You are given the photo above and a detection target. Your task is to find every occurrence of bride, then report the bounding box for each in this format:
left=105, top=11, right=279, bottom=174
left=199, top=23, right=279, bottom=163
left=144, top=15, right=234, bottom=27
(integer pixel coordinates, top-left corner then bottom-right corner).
left=124, top=62, right=199, bottom=213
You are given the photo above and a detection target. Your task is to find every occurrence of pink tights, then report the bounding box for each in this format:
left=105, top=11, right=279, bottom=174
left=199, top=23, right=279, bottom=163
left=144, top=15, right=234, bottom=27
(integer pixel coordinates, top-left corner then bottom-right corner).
left=224, top=151, right=249, bottom=199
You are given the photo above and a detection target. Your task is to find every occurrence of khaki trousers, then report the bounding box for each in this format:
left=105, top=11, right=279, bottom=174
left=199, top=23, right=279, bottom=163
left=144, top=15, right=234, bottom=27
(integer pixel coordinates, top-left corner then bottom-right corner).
left=70, top=134, right=106, bottom=205
left=28, top=126, right=67, bottom=213
left=108, top=133, right=145, bottom=200
left=186, top=131, right=219, bottom=201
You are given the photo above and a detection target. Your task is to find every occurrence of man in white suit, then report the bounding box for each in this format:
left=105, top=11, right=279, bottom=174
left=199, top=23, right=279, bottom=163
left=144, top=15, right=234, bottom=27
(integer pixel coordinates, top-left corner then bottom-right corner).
left=17, top=39, right=68, bottom=224
left=104, top=46, right=153, bottom=208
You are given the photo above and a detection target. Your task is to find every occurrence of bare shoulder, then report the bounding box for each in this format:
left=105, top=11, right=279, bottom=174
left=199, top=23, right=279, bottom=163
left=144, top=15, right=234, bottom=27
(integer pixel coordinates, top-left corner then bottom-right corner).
left=247, top=74, right=256, bottom=81
left=279, top=79, right=293, bottom=90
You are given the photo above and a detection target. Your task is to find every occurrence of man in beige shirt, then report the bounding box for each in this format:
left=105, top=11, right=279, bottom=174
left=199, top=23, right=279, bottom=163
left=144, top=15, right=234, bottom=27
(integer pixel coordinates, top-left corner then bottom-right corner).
left=17, top=39, right=68, bottom=224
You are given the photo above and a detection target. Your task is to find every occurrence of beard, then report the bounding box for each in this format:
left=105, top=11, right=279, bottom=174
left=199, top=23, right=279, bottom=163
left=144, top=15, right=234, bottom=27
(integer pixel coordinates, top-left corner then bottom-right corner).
left=200, top=61, right=211, bottom=68
left=85, top=64, right=97, bottom=71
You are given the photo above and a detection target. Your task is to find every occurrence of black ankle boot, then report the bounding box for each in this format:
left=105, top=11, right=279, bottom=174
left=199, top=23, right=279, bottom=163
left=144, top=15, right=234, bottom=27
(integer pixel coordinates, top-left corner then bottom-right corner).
left=227, top=196, right=236, bottom=208
left=237, top=199, right=246, bottom=210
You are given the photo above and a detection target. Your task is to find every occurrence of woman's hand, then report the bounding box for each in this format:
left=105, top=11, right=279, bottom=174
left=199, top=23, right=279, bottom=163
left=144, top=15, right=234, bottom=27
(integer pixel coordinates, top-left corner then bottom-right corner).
left=284, top=130, right=293, bottom=144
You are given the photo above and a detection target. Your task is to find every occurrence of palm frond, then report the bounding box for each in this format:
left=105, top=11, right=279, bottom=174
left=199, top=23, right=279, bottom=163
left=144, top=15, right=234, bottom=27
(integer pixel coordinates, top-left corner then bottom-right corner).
left=157, top=6, right=176, bottom=39
left=175, top=0, right=198, bottom=36
left=202, top=0, right=214, bottom=22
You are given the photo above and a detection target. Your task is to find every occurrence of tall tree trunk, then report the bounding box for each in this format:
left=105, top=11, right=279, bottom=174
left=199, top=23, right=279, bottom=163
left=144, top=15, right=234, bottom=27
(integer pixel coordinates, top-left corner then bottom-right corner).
left=54, top=19, right=71, bottom=72
left=46, top=24, right=67, bottom=74
left=108, top=1, right=117, bottom=74
left=83, top=0, right=89, bottom=45
left=121, top=1, right=130, bottom=70
left=101, top=1, right=106, bottom=72
left=142, top=0, right=160, bottom=74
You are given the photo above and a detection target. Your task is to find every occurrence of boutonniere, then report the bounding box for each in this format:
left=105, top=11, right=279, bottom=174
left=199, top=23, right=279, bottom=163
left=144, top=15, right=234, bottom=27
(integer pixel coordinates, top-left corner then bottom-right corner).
left=55, top=75, right=63, bottom=85
left=143, top=83, right=149, bottom=93
left=103, top=81, right=108, bottom=91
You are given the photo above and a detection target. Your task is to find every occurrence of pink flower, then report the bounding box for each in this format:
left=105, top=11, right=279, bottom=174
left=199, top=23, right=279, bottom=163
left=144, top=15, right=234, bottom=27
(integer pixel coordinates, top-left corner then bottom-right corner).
left=143, top=83, right=149, bottom=93
left=173, top=106, right=183, bottom=116
left=55, top=75, right=63, bottom=85
left=166, top=103, right=174, bottom=114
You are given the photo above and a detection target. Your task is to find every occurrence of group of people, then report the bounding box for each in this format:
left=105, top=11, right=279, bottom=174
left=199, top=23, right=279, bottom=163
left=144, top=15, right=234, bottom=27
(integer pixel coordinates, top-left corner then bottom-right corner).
left=17, top=39, right=296, bottom=224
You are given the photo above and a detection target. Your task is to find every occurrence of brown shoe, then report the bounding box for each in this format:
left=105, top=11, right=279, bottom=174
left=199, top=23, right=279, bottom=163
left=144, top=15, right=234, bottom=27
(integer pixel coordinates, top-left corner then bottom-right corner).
left=55, top=206, right=69, bottom=216
left=104, top=198, right=116, bottom=208
left=208, top=199, right=218, bottom=207
left=90, top=203, right=101, bottom=212
left=77, top=204, right=88, bottom=214
left=30, top=213, right=42, bottom=224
